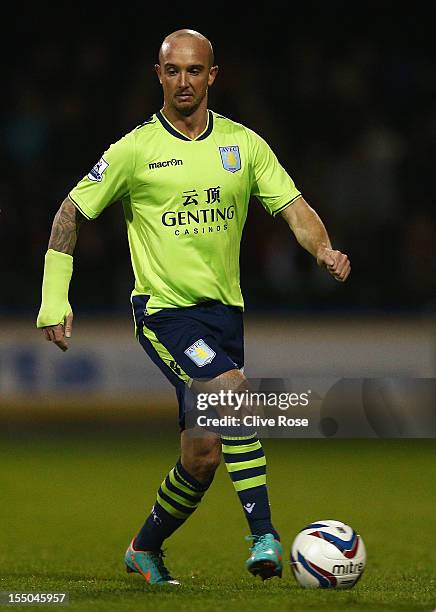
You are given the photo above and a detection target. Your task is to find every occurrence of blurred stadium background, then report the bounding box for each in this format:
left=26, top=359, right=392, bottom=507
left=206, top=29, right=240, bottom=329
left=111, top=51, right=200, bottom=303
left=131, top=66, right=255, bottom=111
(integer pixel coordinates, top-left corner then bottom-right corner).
left=1, top=9, right=435, bottom=419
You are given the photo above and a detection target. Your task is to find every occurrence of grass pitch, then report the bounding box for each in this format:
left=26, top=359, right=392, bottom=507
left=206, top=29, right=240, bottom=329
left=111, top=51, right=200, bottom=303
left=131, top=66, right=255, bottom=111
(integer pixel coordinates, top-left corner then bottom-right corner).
left=1, top=429, right=435, bottom=611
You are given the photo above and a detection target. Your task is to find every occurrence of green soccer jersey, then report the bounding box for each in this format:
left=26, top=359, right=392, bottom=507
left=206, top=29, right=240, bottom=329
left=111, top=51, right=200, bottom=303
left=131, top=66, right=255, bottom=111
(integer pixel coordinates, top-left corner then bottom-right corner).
left=69, top=110, right=301, bottom=313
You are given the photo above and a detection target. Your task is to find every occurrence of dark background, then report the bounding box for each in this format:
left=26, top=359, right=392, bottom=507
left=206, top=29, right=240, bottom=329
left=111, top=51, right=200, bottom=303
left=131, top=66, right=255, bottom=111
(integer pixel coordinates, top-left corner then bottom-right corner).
left=2, top=8, right=436, bottom=317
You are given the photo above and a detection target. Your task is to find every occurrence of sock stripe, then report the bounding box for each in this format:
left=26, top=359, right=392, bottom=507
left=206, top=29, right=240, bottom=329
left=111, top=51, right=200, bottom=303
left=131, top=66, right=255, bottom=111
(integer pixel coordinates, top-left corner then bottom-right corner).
left=225, top=455, right=266, bottom=473
left=223, top=448, right=265, bottom=463
left=233, top=474, right=267, bottom=492
left=158, top=487, right=197, bottom=514
left=221, top=435, right=258, bottom=446
left=160, top=480, right=200, bottom=509
left=155, top=493, right=190, bottom=520
left=169, top=470, right=203, bottom=499
left=165, top=475, right=201, bottom=503
left=229, top=465, right=267, bottom=482
left=222, top=440, right=262, bottom=455
left=174, top=465, right=196, bottom=491
left=175, top=461, right=209, bottom=493
left=157, top=489, right=195, bottom=518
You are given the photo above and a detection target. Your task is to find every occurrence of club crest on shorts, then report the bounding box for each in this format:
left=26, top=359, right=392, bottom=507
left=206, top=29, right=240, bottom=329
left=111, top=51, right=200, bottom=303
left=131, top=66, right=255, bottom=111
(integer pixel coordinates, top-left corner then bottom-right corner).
left=219, top=146, right=241, bottom=173
left=87, top=157, right=109, bottom=182
left=184, top=339, right=216, bottom=367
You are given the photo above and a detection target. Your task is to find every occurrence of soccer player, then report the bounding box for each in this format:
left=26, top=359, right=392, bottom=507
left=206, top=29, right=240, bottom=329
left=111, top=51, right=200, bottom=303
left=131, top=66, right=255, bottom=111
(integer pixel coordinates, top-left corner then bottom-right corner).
left=37, top=29, right=350, bottom=585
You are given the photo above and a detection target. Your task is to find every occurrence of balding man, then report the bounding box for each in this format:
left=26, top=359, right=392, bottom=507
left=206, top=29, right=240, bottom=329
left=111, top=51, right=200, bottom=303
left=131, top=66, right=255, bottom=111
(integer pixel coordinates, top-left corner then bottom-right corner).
left=37, top=29, right=350, bottom=585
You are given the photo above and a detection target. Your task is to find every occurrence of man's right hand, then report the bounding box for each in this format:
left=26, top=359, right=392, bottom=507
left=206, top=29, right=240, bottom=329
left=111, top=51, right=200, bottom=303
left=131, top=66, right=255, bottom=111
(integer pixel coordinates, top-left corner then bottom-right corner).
left=42, top=312, right=74, bottom=352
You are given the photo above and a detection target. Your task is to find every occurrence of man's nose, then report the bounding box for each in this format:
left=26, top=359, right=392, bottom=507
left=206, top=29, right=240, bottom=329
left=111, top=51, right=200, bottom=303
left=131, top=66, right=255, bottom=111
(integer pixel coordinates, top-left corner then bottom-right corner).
left=177, top=71, right=188, bottom=87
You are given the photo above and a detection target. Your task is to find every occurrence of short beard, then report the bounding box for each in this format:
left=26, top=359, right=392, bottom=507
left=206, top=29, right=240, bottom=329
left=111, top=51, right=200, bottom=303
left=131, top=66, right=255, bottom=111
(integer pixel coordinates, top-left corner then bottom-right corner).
left=173, top=97, right=202, bottom=117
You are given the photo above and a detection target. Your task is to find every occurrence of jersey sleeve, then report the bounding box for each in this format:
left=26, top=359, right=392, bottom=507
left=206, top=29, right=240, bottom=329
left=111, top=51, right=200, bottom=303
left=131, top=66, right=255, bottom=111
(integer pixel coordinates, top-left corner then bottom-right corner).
left=248, top=128, right=301, bottom=217
left=68, top=131, right=135, bottom=220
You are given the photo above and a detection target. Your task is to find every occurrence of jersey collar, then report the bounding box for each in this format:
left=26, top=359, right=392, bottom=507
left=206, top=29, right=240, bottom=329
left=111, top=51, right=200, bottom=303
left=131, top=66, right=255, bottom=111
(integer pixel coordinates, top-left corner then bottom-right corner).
left=156, top=109, right=214, bottom=142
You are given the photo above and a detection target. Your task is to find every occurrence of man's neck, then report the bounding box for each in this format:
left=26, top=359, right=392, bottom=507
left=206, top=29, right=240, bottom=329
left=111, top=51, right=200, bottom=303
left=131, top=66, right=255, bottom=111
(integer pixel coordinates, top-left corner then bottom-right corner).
left=161, top=101, right=209, bottom=140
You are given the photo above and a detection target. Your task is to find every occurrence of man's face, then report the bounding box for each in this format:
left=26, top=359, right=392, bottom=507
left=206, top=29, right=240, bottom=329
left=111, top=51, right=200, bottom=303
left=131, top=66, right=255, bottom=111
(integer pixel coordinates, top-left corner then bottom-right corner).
left=156, top=39, right=218, bottom=116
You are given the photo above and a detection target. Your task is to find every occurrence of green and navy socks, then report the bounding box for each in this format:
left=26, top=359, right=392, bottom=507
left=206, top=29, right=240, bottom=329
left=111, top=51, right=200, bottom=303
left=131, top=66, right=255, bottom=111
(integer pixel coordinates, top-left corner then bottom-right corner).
left=222, top=434, right=279, bottom=539
left=135, top=459, right=212, bottom=551
left=135, top=436, right=278, bottom=551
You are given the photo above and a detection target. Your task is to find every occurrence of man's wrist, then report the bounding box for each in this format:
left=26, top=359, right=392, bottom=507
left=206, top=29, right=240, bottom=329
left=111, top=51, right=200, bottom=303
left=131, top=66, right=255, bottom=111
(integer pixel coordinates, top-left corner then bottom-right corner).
left=36, top=249, right=73, bottom=328
left=316, top=243, right=332, bottom=264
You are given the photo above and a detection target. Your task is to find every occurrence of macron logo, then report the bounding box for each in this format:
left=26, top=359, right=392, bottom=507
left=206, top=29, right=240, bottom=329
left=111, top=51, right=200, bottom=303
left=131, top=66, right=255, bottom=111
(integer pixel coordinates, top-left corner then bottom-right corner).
left=244, top=502, right=256, bottom=514
left=149, top=158, right=183, bottom=170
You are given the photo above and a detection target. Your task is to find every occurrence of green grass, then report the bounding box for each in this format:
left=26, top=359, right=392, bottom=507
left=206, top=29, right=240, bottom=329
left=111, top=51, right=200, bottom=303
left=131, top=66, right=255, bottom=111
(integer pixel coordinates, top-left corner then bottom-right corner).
left=1, top=430, right=435, bottom=611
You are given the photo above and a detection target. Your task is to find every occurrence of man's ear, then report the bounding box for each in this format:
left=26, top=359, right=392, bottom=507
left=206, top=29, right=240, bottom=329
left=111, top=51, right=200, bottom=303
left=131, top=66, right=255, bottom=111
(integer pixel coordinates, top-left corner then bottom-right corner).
left=155, top=64, right=162, bottom=84
left=208, top=65, right=219, bottom=87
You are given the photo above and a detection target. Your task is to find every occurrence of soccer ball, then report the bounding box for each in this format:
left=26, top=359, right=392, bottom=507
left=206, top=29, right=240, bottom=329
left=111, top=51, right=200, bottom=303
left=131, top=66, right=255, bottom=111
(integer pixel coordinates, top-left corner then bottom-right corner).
left=290, top=519, right=366, bottom=589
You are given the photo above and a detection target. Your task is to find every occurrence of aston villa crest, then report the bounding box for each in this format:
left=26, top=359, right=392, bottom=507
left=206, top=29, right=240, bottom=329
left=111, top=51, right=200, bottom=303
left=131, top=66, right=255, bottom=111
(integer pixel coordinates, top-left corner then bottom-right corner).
left=219, top=146, right=241, bottom=173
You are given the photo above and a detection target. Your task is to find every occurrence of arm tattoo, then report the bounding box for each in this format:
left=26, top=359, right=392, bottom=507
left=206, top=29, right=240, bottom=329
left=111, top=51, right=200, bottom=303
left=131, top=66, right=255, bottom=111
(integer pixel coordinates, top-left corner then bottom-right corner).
left=48, top=198, right=86, bottom=255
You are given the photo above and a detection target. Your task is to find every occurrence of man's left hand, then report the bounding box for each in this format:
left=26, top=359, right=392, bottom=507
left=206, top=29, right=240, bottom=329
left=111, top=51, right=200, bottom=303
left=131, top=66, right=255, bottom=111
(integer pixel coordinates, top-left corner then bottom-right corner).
left=317, top=247, right=351, bottom=282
